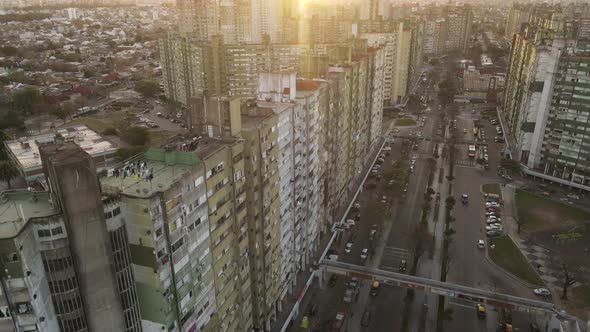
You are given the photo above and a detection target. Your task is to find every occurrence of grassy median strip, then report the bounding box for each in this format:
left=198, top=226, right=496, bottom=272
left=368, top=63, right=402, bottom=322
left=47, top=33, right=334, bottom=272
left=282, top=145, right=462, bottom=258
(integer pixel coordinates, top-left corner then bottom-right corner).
left=482, top=183, right=502, bottom=197
left=396, top=118, right=417, bottom=126
left=489, top=235, right=543, bottom=286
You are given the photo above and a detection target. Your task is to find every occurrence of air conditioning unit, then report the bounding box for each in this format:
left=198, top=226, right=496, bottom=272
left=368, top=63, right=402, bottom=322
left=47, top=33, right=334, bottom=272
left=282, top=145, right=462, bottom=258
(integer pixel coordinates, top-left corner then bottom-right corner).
left=167, top=294, right=174, bottom=302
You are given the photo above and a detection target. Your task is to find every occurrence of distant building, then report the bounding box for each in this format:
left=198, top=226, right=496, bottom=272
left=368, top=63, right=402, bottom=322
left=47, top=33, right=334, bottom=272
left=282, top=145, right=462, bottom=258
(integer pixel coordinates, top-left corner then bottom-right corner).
left=63, top=8, right=78, bottom=20
left=4, top=125, right=117, bottom=184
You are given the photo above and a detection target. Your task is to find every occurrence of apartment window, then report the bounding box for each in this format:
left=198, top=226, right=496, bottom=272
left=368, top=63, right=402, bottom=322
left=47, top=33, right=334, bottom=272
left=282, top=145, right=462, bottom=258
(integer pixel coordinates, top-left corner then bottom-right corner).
left=51, top=226, right=63, bottom=236
left=37, top=229, right=51, bottom=238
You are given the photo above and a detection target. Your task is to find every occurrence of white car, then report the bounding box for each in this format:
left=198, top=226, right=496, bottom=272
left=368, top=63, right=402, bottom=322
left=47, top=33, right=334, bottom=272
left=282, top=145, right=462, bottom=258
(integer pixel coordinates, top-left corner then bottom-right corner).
left=485, top=202, right=500, bottom=208
left=486, top=225, right=503, bottom=231
left=345, top=242, right=353, bottom=253
left=566, top=194, right=580, bottom=200
left=360, top=248, right=369, bottom=260
left=477, top=240, right=485, bottom=249
left=383, top=147, right=392, bottom=151
left=346, top=219, right=356, bottom=227
left=353, top=203, right=361, bottom=209
left=533, top=288, right=551, bottom=296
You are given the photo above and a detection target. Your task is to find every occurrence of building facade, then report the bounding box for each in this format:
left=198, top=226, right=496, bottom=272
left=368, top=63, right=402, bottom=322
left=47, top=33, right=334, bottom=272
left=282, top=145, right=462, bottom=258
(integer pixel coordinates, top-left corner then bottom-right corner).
left=502, top=10, right=590, bottom=188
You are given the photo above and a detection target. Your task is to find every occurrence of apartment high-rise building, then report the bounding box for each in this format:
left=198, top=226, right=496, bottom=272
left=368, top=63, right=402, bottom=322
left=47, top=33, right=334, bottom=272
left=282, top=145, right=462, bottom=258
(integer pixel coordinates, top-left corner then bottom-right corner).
left=444, top=5, right=472, bottom=53
left=502, top=10, right=590, bottom=188
left=359, top=0, right=389, bottom=21
left=421, top=5, right=472, bottom=55
left=504, top=5, right=531, bottom=39
left=177, top=0, right=220, bottom=41
left=159, top=33, right=204, bottom=106
left=423, top=17, right=446, bottom=55
left=40, top=143, right=128, bottom=332
left=360, top=21, right=412, bottom=106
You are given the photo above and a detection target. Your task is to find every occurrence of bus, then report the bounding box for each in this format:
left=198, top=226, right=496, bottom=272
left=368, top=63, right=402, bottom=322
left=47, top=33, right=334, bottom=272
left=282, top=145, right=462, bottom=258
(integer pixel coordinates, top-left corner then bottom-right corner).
left=468, top=145, right=476, bottom=158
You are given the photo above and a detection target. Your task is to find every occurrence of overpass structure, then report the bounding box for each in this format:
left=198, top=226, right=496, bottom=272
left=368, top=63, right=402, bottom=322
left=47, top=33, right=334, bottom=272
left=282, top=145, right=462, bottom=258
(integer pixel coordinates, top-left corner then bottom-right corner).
left=321, top=260, right=562, bottom=317
left=389, top=134, right=488, bottom=146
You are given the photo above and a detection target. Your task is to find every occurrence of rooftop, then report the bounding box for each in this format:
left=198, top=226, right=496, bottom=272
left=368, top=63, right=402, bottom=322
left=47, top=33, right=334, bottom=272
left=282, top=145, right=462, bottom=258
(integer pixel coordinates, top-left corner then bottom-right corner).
left=5, top=125, right=117, bottom=170
left=100, top=148, right=201, bottom=198
left=0, top=191, right=59, bottom=239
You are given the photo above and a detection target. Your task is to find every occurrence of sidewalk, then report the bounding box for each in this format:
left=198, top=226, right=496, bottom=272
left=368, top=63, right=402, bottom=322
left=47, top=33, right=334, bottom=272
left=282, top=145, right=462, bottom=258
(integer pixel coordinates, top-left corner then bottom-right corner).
left=270, top=138, right=385, bottom=332
left=409, top=144, right=449, bottom=332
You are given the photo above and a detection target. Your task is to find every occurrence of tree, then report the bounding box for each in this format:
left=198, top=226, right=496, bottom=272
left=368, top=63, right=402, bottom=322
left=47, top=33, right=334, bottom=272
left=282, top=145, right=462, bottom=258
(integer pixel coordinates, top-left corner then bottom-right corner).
left=500, top=158, right=521, bottom=174
left=50, top=106, right=68, bottom=124
left=560, top=262, right=579, bottom=300
left=134, top=80, right=159, bottom=97
left=12, top=85, right=42, bottom=113
left=0, top=111, right=24, bottom=130
left=123, top=127, right=150, bottom=146
left=0, top=160, right=19, bottom=189
left=438, top=79, right=457, bottom=106
left=411, top=224, right=432, bottom=269
left=0, top=130, right=10, bottom=160
left=0, top=45, right=19, bottom=57
left=83, top=68, right=96, bottom=78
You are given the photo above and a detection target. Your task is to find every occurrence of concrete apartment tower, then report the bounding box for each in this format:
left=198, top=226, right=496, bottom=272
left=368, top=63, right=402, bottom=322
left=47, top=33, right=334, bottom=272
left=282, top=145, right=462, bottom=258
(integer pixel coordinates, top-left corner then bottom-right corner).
left=40, top=142, right=127, bottom=331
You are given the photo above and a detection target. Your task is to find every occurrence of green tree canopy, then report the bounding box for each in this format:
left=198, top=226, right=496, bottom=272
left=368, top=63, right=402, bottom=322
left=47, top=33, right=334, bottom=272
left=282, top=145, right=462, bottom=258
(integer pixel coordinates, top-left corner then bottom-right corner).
left=438, top=79, right=457, bottom=106
left=0, top=111, right=24, bottom=130
left=134, top=80, right=159, bottom=97
left=50, top=106, right=68, bottom=123
left=12, top=85, right=42, bottom=112
left=123, top=126, right=150, bottom=146
left=0, top=160, right=19, bottom=189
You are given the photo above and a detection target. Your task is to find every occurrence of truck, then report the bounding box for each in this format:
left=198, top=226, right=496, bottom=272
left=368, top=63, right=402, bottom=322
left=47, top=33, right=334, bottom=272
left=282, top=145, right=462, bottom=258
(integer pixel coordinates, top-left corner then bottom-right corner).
left=468, top=145, right=476, bottom=158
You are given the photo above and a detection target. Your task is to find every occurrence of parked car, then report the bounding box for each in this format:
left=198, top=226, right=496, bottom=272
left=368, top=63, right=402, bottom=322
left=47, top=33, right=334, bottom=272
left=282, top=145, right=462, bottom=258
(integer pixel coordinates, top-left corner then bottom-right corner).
left=345, top=242, right=353, bottom=253
left=567, top=194, right=580, bottom=200
left=533, top=288, right=551, bottom=296
left=477, top=239, right=485, bottom=249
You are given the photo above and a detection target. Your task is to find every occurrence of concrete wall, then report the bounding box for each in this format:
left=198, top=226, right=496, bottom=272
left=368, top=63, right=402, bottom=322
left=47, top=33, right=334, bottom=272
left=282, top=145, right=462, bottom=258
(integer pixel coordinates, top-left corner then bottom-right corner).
left=41, top=143, right=126, bottom=332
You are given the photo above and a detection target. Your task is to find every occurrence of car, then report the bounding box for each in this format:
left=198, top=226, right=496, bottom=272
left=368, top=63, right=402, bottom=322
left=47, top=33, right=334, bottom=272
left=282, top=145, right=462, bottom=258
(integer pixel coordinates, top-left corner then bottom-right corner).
left=353, top=202, right=361, bottom=209
left=485, top=212, right=500, bottom=217
left=477, top=239, right=485, bottom=249
left=461, top=193, right=469, bottom=204
left=476, top=304, right=486, bottom=319
left=346, top=219, right=356, bottom=227
left=383, top=147, right=392, bottom=151
left=370, top=281, right=380, bottom=296
left=533, top=288, right=551, bottom=296
left=486, top=230, right=502, bottom=237
left=347, top=277, right=359, bottom=289
left=485, top=202, right=500, bottom=207
left=345, top=242, right=353, bottom=253
left=486, top=225, right=503, bottom=231
left=567, top=194, right=580, bottom=200
left=399, top=259, right=407, bottom=272
left=360, top=248, right=369, bottom=261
